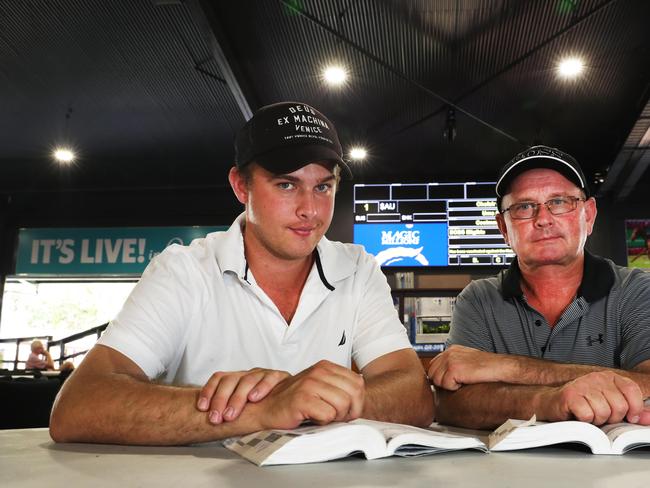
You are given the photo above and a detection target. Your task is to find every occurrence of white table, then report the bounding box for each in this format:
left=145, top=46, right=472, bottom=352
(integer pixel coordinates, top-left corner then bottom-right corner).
left=2, top=428, right=650, bottom=487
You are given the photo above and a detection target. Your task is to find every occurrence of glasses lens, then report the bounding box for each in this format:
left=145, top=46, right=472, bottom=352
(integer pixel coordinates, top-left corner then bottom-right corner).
left=547, top=198, right=575, bottom=215
left=512, top=203, right=536, bottom=219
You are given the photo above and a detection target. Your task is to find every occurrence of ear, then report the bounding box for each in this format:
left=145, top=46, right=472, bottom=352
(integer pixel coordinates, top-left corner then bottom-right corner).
left=496, top=212, right=510, bottom=246
left=229, top=167, right=249, bottom=205
left=584, top=197, right=598, bottom=236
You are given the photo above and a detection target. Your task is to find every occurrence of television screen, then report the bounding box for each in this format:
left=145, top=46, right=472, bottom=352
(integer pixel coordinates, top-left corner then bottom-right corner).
left=353, top=182, right=514, bottom=267
left=625, top=219, right=650, bottom=269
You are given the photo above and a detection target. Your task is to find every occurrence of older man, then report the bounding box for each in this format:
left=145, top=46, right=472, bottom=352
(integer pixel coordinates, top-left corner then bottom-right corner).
left=429, top=145, right=650, bottom=429
left=51, top=102, right=433, bottom=445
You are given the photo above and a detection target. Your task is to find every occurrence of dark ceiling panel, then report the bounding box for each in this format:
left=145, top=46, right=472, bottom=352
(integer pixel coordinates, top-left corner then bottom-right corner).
left=0, top=0, right=649, bottom=200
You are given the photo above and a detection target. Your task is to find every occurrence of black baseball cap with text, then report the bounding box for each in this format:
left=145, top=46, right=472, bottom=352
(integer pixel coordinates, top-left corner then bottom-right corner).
left=235, top=101, right=352, bottom=178
left=496, top=145, right=590, bottom=210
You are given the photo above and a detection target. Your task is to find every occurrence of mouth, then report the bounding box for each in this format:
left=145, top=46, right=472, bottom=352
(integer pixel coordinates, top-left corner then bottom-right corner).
left=533, top=235, right=561, bottom=243
left=289, top=226, right=317, bottom=237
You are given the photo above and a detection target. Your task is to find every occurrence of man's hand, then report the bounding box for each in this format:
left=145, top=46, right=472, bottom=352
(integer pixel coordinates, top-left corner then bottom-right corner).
left=254, top=360, right=365, bottom=430
left=428, top=345, right=512, bottom=391
left=197, top=368, right=290, bottom=424
left=540, top=371, right=650, bottom=425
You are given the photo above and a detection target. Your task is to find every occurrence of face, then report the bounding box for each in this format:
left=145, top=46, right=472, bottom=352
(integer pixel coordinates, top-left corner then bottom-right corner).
left=229, top=162, right=337, bottom=262
left=496, top=168, right=597, bottom=269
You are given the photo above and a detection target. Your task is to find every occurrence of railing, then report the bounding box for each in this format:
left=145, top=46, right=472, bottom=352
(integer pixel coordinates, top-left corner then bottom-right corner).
left=0, top=335, right=52, bottom=371
left=0, top=323, right=108, bottom=372
left=47, top=324, right=108, bottom=365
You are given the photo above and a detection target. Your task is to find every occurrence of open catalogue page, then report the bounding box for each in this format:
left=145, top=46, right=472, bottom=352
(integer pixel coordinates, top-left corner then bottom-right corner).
left=223, top=416, right=650, bottom=466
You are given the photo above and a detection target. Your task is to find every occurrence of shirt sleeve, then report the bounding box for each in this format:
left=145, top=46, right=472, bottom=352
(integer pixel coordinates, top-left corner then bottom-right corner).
left=447, top=281, right=495, bottom=351
left=98, top=246, right=200, bottom=379
left=351, top=253, right=412, bottom=370
left=619, top=270, right=650, bottom=370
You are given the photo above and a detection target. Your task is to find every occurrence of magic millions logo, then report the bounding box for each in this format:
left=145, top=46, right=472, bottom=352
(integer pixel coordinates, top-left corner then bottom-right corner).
left=376, top=227, right=428, bottom=266
left=381, top=230, right=420, bottom=245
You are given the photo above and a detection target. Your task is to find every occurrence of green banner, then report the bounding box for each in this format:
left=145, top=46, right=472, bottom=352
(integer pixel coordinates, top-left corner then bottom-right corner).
left=16, top=226, right=227, bottom=276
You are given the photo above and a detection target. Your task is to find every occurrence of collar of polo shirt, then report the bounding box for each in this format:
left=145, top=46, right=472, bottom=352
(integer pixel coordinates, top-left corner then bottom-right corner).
left=501, top=250, right=615, bottom=303
left=215, top=212, right=357, bottom=288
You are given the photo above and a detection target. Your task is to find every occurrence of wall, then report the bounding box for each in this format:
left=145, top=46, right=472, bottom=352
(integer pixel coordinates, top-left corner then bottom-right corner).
left=587, top=198, right=650, bottom=266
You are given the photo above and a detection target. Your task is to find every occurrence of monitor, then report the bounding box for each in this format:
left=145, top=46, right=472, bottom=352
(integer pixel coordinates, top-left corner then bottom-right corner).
left=353, top=182, right=514, bottom=267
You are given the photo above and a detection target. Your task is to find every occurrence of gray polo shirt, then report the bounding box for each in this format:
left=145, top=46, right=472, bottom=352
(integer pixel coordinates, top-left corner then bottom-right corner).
left=448, top=251, right=650, bottom=369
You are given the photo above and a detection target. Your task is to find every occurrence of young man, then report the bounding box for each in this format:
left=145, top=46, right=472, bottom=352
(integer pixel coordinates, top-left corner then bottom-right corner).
left=428, top=145, right=650, bottom=429
left=50, top=102, right=433, bottom=445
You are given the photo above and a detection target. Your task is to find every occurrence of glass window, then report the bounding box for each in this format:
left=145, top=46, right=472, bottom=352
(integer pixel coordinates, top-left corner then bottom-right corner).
left=0, top=281, right=136, bottom=339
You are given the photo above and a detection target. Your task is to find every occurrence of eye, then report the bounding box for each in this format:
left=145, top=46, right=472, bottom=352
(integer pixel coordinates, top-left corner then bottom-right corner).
left=515, top=202, right=535, bottom=211
left=315, top=183, right=332, bottom=193
left=277, top=182, right=295, bottom=190
left=547, top=197, right=568, bottom=207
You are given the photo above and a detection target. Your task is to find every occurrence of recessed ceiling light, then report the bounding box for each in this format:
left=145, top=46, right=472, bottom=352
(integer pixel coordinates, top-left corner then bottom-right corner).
left=53, top=148, right=75, bottom=163
left=349, top=147, right=367, bottom=160
left=557, top=57, right=584, bottom=79
left=323, top=65, right=347, bottom=86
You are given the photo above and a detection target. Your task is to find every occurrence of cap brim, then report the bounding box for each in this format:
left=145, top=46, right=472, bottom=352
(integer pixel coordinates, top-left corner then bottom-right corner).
left=255, top=144, right=353, bottom=179
left=496, top=156, right=587, bottom=197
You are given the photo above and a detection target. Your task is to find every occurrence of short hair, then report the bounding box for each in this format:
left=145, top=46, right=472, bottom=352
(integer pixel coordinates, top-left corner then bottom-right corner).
left=237, top=162, right=342, bottom=190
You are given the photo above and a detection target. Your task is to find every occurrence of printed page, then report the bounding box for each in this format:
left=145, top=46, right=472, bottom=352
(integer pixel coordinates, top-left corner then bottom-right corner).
left=601, top=423, right=650, bottom=454
left=226, top=422, right=388, bottom=466
left=488, top=420, right=611, bottom=454
left=223, top=430, right=299, bottom=466
left=356, top=419, right=487, bottom=456
left=488, top=416, right=536, bottom=449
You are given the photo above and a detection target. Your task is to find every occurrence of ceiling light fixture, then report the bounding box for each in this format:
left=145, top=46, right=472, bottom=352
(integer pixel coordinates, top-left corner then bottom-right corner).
left=349, top=147, right=367, bottom=161
left=557, top=57, right=584, bottom=79
left=53, top=148, right=75, bottom=164
left=323, top=65, right=347, bottom=86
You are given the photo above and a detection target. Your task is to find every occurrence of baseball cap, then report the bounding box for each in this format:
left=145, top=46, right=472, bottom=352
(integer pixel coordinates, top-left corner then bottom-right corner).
left=496, top=145, right=589, bottom=210
left=234, top=101, right=352, bottom=178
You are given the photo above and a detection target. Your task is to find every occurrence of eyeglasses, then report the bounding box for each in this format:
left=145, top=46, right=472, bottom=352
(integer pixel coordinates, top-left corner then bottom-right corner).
left=502, top=196, right=586, bottom=220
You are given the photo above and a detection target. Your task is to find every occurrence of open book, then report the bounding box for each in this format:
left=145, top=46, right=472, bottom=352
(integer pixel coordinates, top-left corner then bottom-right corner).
left=223, top=419, right=488, bottom=466
left=474, top=417, right=650, bottom=455
left=224, top=416, right=650, bottom=466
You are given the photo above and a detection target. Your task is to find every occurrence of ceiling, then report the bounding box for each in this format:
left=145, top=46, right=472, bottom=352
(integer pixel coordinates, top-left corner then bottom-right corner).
left=1, top=0, right=650, bottom=204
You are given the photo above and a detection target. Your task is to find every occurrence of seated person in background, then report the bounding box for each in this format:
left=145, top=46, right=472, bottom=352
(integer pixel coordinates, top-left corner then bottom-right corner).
left=26, top=340, right=54, bottom=370
left=50, top=101, right=433, bottom=446
left=58, top=361, right=75, bottom=382
left=429, top=145, right=650, bottom=429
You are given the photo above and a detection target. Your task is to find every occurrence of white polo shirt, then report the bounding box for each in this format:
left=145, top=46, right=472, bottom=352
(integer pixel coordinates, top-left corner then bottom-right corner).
left=98, top=214, right=410, bottom=386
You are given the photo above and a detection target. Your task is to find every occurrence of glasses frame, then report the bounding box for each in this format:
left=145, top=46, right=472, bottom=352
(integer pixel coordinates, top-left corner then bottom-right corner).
left=502, top=196, right=586, bottom=220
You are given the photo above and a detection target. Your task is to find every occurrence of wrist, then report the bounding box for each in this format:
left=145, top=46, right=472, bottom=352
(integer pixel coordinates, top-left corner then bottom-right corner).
left=531, top=386, right=558, bottom=421
left=237, top=400, right=267, bottom=432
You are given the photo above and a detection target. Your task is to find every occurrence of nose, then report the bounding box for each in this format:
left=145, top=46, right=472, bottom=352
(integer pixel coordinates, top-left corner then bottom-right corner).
left=297, top=189, right=317, bottom=220
left=533, top=203, right=554, bottom=227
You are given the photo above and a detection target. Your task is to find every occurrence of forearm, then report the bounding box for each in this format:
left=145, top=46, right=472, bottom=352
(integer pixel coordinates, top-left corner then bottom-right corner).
left=499, top=355, right=650, bottom=395
left=44, top=352, right=55, bottom=370
left=50, top=371, right=266, bottom=445
left=435, top=383, right=550, bottom=430
left=362, top=368, right=434, bottom=427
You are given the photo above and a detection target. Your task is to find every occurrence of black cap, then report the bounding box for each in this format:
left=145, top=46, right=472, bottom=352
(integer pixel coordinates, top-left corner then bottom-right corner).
left=234, top=101, right=352, bottom=178
left=496, top=145, right=589, bottom=210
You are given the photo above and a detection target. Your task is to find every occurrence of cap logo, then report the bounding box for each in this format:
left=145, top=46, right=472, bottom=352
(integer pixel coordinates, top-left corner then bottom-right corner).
left=235, top=100, right=352, bottom=178
left=496, top=145, right=586, bottom=197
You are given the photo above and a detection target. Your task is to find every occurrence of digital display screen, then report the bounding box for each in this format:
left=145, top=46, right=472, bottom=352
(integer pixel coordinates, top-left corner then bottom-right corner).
left=353, top=182, right=514, bottom=267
